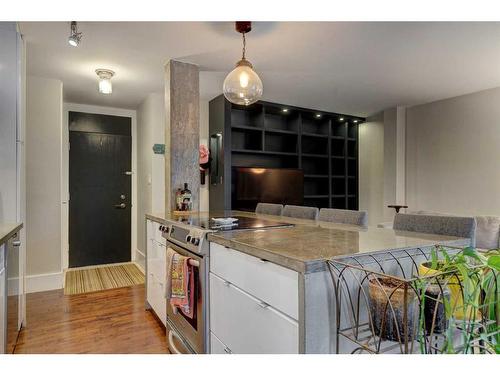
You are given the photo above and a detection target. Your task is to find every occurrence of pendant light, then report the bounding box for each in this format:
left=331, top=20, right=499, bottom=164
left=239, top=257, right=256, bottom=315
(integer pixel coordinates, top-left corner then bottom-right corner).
left=95, top=69, right=115, bottom=94
left=223, top=22, right=263, bottom=106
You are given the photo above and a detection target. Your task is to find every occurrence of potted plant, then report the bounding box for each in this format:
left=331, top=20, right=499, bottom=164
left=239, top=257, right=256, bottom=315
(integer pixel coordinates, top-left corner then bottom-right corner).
left=368, top=276, right=417, bottom=342
left=416, top=246, right=500, bottom=353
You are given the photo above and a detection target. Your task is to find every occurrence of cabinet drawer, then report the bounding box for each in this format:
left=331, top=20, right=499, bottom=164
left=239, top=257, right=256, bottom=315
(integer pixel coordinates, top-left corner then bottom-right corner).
left=210, top=242, right=298, bottom=320
left=147, top=272, right=166, bottom=326
left=210, top=273, right=299, bottom=354
left=147, top=240, right=166, bottom=284
left=147, top=220, right=155, bottom=241
left=210, top=332, right=231, bottom=354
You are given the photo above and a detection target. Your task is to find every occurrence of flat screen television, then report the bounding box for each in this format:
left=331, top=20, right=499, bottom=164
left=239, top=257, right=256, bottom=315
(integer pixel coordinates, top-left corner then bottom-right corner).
left=231, top=167, right=304, bottom=211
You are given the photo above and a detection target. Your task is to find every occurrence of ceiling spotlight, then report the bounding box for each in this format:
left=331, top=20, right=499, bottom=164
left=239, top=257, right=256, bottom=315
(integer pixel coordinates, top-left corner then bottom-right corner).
left=339, top=117, right=344, bottom=121
left=353, top=119, right=359, bottom=123
left=95, top=69, right=115, bottom=94
left=223, top=22, right=263, bottom=106
left=68, top=21, right=82, bottom=47
left=315, top=114, right=322, bottom=118
left=282, top=108, right=289, bottom=113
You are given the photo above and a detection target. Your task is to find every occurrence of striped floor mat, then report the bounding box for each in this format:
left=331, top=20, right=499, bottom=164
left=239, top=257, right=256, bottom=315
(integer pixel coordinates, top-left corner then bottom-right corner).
left=64, top=263, right=145, bottom=295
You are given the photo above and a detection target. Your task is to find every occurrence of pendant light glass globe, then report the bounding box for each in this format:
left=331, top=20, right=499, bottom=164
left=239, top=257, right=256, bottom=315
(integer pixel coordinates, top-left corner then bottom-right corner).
left=223, top=58, right=263, bottom=106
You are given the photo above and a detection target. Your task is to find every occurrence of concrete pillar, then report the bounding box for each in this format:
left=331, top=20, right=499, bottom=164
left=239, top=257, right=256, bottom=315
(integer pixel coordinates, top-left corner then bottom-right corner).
left=164, top=60, right=200, bottom=213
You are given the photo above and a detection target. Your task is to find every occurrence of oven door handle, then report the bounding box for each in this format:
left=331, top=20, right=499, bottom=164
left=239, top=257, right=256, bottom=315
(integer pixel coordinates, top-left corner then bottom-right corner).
left=168, top=330, right=184, bottom=354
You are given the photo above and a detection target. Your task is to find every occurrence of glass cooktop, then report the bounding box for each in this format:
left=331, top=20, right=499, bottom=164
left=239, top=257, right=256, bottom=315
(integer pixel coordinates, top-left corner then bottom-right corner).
left=175, top=215, right=294, bottom=232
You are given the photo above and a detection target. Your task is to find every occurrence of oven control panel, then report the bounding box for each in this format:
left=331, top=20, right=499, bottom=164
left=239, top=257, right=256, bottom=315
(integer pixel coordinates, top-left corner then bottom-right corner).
left=160, top=223, right=209, bottom=254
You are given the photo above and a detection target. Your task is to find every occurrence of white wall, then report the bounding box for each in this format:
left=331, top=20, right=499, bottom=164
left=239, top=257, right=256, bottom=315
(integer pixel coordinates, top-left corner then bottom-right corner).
left=26, top=76, right=63, bottom=287
left=137, top=92, right=166, bottom=267
left=358, top=113, right=385, bottom=226
left=406, top=87, right=500, bottom=216
left=382, top=106, right=406, bottom=220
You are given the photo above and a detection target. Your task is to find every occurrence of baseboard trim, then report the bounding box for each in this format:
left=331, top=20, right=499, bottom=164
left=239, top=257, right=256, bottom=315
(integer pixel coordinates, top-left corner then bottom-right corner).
left=133, top=261, right=145, bottom=274
left=26, top=271, right=64, bottom=293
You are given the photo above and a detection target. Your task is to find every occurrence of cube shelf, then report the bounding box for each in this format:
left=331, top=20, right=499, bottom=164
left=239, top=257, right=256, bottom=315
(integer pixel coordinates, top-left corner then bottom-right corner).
left=209, top=95, right=363, bottom=211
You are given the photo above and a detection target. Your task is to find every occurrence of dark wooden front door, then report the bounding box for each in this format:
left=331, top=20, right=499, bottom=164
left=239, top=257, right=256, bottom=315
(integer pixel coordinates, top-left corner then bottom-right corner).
left=69, top=112, right=132, bottom=268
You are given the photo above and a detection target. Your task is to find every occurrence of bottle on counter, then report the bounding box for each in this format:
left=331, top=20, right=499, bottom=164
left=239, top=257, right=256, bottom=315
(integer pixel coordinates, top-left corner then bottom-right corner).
left=181, top=183, right=192, bottom=211
left=175, top=188, right=183, bottom=211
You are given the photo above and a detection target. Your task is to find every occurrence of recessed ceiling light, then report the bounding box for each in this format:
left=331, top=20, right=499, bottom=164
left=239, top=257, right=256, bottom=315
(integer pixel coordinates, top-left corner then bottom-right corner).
left=315, top=114, right=322, bottom=118
left=339, top=117, right=344, bottom=121
left=353, top=120, right=358, bottom=123
left=68, top=21, right=82, bottom=47
left=282, top=108, right=289, bottom=113
left=95, top=69, right=115, bottom=94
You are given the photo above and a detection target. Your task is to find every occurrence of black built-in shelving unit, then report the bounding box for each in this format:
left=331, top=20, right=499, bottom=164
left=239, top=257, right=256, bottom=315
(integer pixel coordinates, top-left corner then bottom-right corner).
left=208, top=94, right=364, bottom=211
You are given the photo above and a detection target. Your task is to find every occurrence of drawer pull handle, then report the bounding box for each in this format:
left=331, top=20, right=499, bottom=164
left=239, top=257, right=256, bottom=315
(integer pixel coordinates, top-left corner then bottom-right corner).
left=257, top=301, right=269, bottom=309
left=224, top=346, right=232, bottom=354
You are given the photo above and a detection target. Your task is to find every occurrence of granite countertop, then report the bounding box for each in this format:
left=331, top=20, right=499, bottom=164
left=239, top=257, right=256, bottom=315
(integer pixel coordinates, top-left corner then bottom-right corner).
left=146, top=211, right=469, bottom=273
left=206, top=212, right=470, bottom=273
left=145, top=212, right=167, bottom=223
left=0, top=223, right=23, bottom=246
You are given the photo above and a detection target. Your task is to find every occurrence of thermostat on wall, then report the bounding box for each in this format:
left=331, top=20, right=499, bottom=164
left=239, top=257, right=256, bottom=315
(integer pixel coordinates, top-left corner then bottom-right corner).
left=152, top=144, right=165, bottom=154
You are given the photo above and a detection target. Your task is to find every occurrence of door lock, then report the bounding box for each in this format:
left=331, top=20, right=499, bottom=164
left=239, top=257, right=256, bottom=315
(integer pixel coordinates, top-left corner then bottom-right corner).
left=120, top=194, right=126, bottom=200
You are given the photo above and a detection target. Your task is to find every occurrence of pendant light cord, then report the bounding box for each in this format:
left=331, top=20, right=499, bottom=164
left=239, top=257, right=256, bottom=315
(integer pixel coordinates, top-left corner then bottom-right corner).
left=242, top=32, right=246, bottom=59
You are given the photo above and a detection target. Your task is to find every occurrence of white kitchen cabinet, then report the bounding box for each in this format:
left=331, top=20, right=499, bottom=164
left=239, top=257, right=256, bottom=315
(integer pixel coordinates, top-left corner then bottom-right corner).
left=210, top=273, right=299, bottom=354
left=210, top=242, right=298, bottom=320
left=153, top=221, right=166, bottom=245
left=146, top=219, right=167, bottom=326
left=147, top=271, right=166, bottom=326
left=210, top=332, right=231, bottom=354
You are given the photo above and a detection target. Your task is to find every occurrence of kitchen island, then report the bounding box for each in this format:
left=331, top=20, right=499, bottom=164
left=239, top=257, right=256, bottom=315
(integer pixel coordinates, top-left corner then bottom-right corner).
left=146, top=211, right=470, bottom=354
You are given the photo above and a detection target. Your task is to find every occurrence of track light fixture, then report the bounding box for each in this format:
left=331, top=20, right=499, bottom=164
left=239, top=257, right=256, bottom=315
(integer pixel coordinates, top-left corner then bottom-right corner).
left=68, top=21, right=82, bottom=47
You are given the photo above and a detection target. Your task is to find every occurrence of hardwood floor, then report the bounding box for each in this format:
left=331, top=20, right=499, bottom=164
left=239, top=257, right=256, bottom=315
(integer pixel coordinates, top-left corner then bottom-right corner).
left=14, top=285, right=168, bottom=354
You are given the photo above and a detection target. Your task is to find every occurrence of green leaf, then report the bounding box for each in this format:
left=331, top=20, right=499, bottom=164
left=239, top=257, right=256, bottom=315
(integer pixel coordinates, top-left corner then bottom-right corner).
left=487, top=255, right=500, bottom=272
left=431, top=247, right=438, bottom=270
left=462, top=247, right=480, bottom=260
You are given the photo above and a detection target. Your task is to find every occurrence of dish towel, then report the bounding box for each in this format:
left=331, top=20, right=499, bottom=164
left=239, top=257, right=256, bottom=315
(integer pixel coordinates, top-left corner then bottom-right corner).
left=165, top=247, right=195, bottom=319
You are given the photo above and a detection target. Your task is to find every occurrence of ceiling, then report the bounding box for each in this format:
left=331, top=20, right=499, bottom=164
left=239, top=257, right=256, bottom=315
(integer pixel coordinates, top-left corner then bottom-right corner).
left=19, top=21, right=500, bottom=117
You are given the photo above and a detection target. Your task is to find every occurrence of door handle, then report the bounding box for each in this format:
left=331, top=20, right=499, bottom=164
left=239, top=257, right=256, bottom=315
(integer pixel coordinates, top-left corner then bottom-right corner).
left=114, top=203, right=126, bottom=209
left=257, top=301, right=269, bottom=309
left=12, top=240, right=21, bottom=247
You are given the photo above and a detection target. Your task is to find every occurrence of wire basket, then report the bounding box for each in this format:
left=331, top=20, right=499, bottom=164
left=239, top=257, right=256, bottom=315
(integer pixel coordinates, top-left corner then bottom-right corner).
left=327, top=246, right=499, bottom=354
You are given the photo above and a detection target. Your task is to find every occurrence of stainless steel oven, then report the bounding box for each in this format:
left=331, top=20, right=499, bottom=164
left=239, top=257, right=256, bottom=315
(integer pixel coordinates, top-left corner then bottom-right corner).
left=164, top=239, right=209, bottom=354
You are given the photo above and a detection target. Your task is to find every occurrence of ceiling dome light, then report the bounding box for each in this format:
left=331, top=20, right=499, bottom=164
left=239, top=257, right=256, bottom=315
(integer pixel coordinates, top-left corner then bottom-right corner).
left=68, top=21, right=82, bottom=47
left=223, top=22, right=263, bottom=106
left=95, top=69, right=115, bottom=94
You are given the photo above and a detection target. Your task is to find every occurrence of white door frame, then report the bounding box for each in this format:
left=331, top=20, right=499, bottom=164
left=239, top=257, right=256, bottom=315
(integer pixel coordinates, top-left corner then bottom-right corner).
left=62, top=103, right=137, bottom=270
